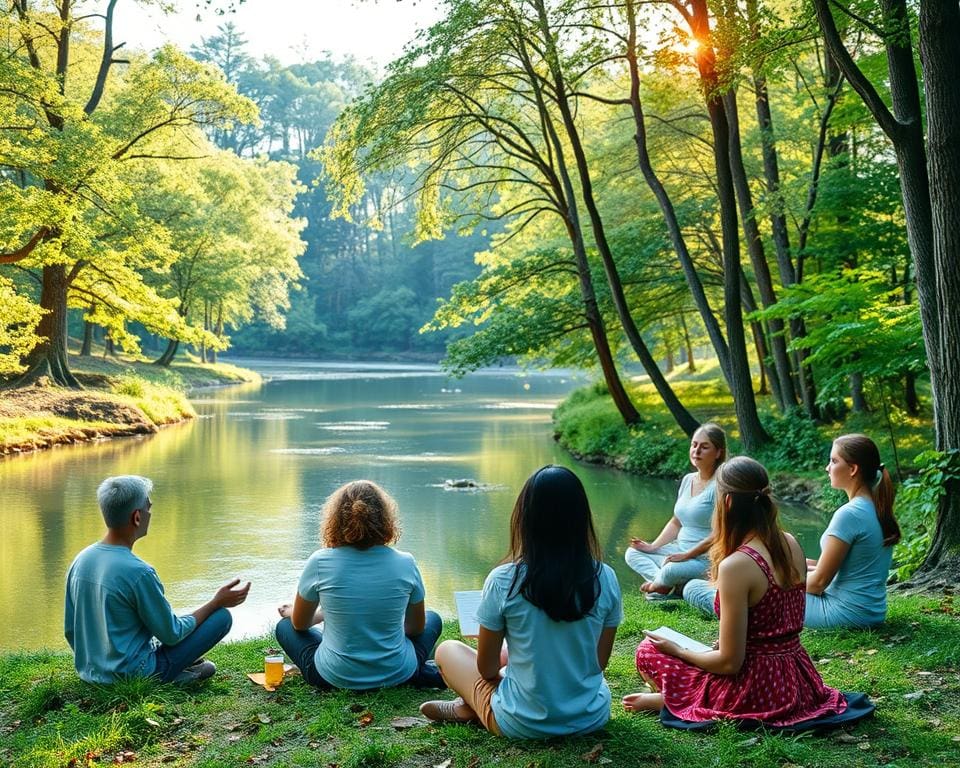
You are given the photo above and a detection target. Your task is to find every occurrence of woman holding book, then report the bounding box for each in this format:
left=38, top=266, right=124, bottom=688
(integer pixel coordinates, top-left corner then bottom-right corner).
left=419, top=465, right=623, bottom=738
left=624, top=456, right=847, bottom=726
left=625, top=423, right=726, bottom=599
left=275, top=480, right=443, bottom=690
left=805, top=434, right=900, bottom=628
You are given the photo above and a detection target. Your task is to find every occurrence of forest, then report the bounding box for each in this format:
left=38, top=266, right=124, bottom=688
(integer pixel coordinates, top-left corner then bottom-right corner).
left=1, top=0, right=959, bottom=584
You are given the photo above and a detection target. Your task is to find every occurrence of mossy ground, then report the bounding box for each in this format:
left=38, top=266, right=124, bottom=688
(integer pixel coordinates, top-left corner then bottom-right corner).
left=1, top=593, right=958, bottom=768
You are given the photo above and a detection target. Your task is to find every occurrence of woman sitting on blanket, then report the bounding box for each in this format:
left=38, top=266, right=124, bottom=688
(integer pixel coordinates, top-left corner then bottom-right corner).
left=624, top=456, right=847, bottom=726
left=625, top=423, right=725, bottom=600
left=805, top=433, right=901, bottom=629
left=419, top=465, right=623, bottom=738
left=275, top=480, right=444, bottom=690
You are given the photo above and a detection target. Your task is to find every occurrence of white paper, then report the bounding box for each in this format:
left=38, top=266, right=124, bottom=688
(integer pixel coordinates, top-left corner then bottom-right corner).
left=454, top=590, right=483, bottom=637
left=648, top=626, right=712, bottom=653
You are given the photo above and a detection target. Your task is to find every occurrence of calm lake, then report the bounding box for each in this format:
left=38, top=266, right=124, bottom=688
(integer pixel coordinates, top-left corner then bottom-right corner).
left=0, top=360, right=827, bottom=651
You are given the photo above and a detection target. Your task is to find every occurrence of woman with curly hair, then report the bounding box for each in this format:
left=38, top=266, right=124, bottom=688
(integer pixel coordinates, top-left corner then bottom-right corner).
left=275, top=480, right=443, bottom=690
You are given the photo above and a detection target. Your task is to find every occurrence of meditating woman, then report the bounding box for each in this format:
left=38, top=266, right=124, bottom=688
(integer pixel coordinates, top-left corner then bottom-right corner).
left=275, top=480, right=443, bottom=690
left=624, top=456, right=847, bottom=726
left=418, top=465, right=623, bottom=738
left=625, top=423, right=726, bottom=599
left=805, top=434, right=900, bottom=629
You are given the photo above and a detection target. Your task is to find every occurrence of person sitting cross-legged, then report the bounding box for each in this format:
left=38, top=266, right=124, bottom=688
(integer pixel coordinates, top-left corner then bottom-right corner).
left=64, top=475, right=250, bottom=684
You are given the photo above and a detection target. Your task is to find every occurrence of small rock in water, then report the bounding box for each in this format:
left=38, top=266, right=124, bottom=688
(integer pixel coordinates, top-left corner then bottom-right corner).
left=445, top=478, right=480, bottom=489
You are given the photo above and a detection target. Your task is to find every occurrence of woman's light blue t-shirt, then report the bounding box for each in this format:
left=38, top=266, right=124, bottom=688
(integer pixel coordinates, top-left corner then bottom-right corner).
left=297, top=545, right=425, bottom=689
left=821, top=496, right=893, bottom=625
left=675, top=473, right=716, bottom=550
left=475, top=561, right=623, bottom=739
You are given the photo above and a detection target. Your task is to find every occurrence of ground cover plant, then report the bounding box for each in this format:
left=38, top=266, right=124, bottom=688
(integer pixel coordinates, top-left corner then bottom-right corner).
left=2, top=592, right=957, bottom=768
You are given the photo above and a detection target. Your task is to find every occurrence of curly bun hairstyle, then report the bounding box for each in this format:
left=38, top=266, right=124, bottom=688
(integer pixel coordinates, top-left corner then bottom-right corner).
left=321, top=480, right=400, bottom=549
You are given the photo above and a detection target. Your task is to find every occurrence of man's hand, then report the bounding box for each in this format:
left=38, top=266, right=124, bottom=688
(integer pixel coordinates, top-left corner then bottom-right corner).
left=214, top=578, right=251, bottom=608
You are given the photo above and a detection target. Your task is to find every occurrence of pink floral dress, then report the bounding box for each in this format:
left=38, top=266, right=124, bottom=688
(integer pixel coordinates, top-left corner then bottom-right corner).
left=636, top=545, right=847, bottom=726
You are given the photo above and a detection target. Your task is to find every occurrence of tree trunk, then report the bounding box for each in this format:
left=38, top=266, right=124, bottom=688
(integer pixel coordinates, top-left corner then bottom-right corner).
left=681, top=312, right=696, bottom=373
left=723, top=89, right=798, bottom=410
left=624, top=0, right=731, bottom=386
left=904, top=372, right=919, bottom=415
left=533, top=0, right=697, bottom=435
left=155, top=338, right=179, bottom=367
left=915, top=0, right=960, bottom=585
left=850, top=372, right=868, bottom=412
left=741, top=273, right=779, bottom=405
left=689, top=0, right=769, bottom=449
left=80, top=319, right=94, bottom=357
left=12, top=264, right=81, bottom=388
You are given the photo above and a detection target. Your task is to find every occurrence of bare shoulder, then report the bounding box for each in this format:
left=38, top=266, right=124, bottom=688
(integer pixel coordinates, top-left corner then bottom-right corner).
left=717, top=551, right=756, bottom=579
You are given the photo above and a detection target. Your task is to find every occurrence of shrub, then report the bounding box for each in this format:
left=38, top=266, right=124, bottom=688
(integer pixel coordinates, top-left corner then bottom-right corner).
left=759, top=409, right=829, bottom=472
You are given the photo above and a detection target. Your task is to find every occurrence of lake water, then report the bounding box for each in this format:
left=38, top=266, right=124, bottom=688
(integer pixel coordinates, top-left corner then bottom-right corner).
left=0, top=360, right=827, bottom=651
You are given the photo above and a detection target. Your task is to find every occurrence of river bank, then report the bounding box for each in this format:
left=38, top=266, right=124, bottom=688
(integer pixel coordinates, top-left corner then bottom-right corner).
left=551, top=366, right=935, bottom=514
left=2, top=591, right=957, bottom=768
left=0, top=354, right=259, bottom=456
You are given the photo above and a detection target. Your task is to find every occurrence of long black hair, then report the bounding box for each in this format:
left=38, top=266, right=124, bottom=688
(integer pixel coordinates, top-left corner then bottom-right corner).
left=506, top=465, right=602, bottom=622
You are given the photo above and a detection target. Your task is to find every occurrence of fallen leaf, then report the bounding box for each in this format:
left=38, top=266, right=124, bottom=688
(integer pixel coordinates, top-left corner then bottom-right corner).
left=227, top=735, right=241, bottom=743
left=257, top=713, right=272, bottom=724
left=145, top=718, right=161, bottom=728
left=271, top=739, right=282, bottom=747
left=736, top=737, right=759, bottom=747
left=67, top=760, right=78, bottom=768
left=581, top=743, right=604, bottom=763
left=357, top=711, right=374, bottom=727
left=865, top=649, right=879, bottom=656
left=835, top=733, right=861, bottom=744
left=466, top=757, right=481, bottom=768
left=224, top=723, right=240, bottom=732
left=857, top=742, right=871, bottom=751
left=929, top=718, right=943, bottom=727
left=951, top=736, right=960, bottom=742
left=903, top=691, right=924, bottom=701
left=170, top=717, right=184, bottom=726
left=390, top=716, right=429, bottom=729
left=816, top=658, right=831, bottom=665
left=433, top=761, right=452, bottom=768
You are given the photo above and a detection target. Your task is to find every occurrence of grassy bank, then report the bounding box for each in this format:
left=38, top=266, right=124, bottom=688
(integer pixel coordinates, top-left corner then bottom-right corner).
left=1, top=593, right=958, bottom=767
left=0, top=352, right=259, bottom=456
left=552, top=363, right=935, bottom=509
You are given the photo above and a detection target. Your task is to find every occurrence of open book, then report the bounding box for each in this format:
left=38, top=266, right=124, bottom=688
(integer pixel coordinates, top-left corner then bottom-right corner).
left=645, top=626, right=712, bottom=653
left=454, top=590, right=483, bottom=638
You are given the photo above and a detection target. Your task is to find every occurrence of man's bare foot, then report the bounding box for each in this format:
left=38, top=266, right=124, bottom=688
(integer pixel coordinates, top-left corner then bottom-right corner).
left=622, top=692, right=663, bottom=712
left=640, top=582, right=671, bottom=594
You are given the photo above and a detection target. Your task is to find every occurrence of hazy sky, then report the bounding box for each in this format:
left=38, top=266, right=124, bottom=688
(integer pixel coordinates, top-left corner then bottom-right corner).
left=116, top=0, right=443, bottom=67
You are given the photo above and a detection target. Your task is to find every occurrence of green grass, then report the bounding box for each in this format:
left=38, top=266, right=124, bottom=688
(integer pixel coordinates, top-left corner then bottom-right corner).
left=2, top=594, right=958, bottom=767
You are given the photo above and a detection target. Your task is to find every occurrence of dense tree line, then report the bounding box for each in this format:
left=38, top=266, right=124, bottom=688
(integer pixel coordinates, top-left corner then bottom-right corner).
left=326, top=0, right=958, bottom=584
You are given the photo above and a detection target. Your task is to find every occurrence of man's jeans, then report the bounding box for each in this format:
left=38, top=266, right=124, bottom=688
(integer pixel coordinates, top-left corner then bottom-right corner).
left=153, top=607, right=232, bottom=682
left=275, top=610, right=445, bottom=690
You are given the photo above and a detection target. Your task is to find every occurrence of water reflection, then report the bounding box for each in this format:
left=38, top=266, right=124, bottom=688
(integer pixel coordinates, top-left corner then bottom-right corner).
left=0, top=361, right=827, bottom=650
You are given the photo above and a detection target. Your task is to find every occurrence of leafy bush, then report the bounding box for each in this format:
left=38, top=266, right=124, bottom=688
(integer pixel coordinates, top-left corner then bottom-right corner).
left=758, top=409, right=829, bottom=472
left=893, top=448, right=960, bottom=581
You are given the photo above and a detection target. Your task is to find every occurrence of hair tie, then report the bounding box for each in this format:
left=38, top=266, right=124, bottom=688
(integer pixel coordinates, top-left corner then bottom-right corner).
left=873, top=466, right=885, bottom=487
left=753, top=485, right=771, bottom=502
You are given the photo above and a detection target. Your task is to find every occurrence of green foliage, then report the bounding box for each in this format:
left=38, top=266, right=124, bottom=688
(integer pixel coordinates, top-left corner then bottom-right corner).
left=758, top=408, right=831, bottom=472
left=893, top=449, right=960, bottom=581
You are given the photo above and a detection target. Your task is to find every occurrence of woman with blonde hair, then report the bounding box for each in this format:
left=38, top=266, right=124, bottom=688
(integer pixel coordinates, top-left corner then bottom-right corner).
left=806, top=434, right=901, bottom=628
left=275, top=480, right=443, bottom=690
left=624, top=456, right=846, bottom=726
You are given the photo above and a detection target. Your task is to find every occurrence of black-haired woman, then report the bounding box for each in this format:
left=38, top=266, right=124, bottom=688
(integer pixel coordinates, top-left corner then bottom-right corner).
left=419, top=465, right=623, bottom=738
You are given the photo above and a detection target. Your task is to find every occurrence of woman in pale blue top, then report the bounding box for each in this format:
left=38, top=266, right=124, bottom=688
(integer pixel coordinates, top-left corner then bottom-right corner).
left=805, top=434, right=901, bottom=628
left=626, top=424, right=726, bottom=599
left=418, top=466, right=623, bottom=738
left=275, top=480, right=444, bottom=689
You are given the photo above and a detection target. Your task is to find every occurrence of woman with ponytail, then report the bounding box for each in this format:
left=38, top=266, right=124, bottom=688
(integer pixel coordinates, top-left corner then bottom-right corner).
left=418, top=466, right=623, bottom=738
left=275, top=481, right=443, bottom=690
left=805, top=434, right=901, bottom=629
left=624, top=457, right=846, bottom=726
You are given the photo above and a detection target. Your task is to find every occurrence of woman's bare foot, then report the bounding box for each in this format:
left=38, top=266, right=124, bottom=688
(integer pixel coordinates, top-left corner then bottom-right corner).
left=622, top=692, right=664, bottom=712
left=640, top=582, right=672, bottom=595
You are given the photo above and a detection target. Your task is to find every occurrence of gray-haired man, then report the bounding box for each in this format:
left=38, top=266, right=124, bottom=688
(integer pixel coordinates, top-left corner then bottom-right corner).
left=64, top=475, right=250, bottom=683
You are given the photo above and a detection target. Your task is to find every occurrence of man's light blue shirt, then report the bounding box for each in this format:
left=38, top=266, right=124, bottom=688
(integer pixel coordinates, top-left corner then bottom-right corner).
left=297, top=545, right=425, bottom=689
left=475, top=561, right=623, bottom=739
left=64, top=543, right=196, bottom=683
